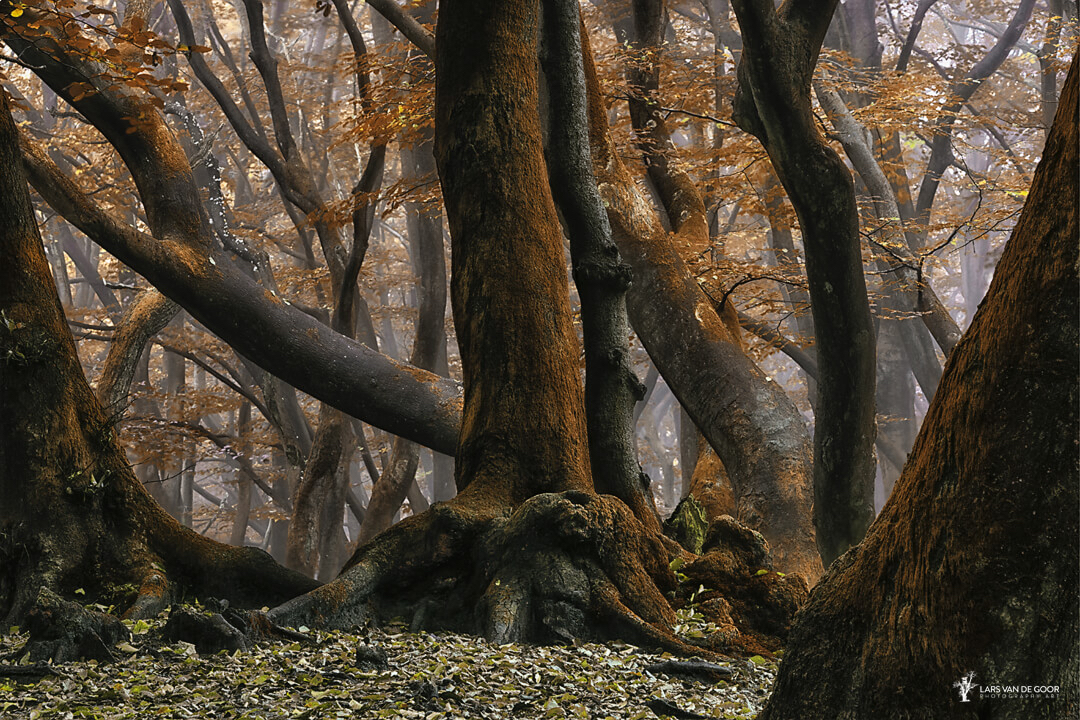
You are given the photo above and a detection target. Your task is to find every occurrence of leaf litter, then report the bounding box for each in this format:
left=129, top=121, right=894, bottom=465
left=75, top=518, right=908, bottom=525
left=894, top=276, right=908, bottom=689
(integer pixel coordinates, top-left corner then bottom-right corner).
left=0, top=613, right=777, bottom=719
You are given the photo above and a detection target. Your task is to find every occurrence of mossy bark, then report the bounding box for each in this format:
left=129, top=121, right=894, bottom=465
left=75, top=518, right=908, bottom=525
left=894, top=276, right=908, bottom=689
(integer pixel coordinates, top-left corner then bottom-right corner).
left=0, top=88, right=317, bottom=646
left=760, top=56, right=1079, bottom=720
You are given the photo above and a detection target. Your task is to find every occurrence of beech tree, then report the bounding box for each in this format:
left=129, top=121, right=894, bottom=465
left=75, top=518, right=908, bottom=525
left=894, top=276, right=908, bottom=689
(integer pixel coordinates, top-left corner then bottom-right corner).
left=761, top=53, right=1078, bottom=719
left=0, top=0, right=811, bottom=657
left=0, top=0, right=1070, bottom=672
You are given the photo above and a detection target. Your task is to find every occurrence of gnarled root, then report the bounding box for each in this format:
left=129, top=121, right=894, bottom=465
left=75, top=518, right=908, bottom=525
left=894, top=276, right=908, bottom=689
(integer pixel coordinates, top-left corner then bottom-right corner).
left=673, top=516, right=809, bottom=656
left=269, top=490, right=803, bottom=656
left=20, top=587, right=130, bottom=664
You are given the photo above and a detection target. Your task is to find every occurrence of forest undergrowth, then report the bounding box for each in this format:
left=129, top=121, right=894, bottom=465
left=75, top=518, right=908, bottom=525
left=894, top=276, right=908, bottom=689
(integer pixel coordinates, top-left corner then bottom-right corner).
left=0, top=610, right=778, bottom=719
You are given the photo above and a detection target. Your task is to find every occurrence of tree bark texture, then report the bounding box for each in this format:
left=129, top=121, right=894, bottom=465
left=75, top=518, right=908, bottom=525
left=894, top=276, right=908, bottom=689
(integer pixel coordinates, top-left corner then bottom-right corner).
left=434, top=0, right=591, bottom=504
left=578, top=19, right=822, bottom=582
left=731, top=0, right=877, bottom=567
left=540, top=1, right=659, bottom=534
left=95, top=288, right=179, bottom=415
left=760, top=55, right=1079, bottom=720
left=0, top=88, right=317, bottom=634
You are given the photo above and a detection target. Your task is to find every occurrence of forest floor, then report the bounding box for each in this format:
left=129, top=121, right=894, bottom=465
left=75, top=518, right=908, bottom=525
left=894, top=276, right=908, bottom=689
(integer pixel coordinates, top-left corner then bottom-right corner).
left=0, top=608, right=778, bottom=719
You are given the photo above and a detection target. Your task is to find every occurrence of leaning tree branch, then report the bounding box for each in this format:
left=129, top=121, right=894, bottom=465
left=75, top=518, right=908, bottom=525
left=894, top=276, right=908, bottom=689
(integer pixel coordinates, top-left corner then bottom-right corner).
left=18, top=130, right=463, bottom=455
left=816, top=81, right=961, bottom=357
left=366, top=0, right=435, bottom=60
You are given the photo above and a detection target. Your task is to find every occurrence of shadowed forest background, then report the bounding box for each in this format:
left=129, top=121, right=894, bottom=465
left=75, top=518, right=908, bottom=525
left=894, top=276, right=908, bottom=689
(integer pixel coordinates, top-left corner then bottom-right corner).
left=0, top=0, right=1076, bottom=717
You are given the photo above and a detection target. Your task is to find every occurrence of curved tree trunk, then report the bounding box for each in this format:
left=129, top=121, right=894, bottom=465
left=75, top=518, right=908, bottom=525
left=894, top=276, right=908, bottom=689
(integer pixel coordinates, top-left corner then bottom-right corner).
left=0, top=87, right=317, bottom=634
left=578, top=18, right=822, bottom=582
left=541, top=2, right=659, bottom=535
left=95, top=288, right=179, bottom=415
left=265, top=0, right=806, bottom=655
left=731, top=0, right=877, bottom=567
left=761, top=55, right=1079, bottom=720
left=4, top=15, right=463, bottom=456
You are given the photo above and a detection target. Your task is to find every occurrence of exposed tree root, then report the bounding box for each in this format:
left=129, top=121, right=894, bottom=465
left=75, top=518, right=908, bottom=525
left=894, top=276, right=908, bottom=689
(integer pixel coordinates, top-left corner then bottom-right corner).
left=268, top=491, right=802, bottom=657
left=674, top=517, right=809, bottom=657
left=20, top=588, right=130, bottom=664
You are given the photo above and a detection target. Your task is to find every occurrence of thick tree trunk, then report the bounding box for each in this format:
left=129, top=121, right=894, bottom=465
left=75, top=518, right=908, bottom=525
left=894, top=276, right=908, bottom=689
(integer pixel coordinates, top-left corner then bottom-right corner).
left=434, top=0, right=592, bottom=504
left=731, top=0, right=877, bottom=567
left=761, top=55, right=1079, bottom=720
left=0, top=88, right=317, bottom=636
left=265, top=0, right=805, bottom=655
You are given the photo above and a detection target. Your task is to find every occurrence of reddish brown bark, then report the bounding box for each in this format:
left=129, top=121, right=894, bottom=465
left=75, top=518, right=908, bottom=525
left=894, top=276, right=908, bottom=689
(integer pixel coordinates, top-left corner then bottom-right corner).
left=434, top=0, right=591, bottom=505
left=266, top=0, right=802, bottom=655
left=761, top=55, right=1079, bottom=720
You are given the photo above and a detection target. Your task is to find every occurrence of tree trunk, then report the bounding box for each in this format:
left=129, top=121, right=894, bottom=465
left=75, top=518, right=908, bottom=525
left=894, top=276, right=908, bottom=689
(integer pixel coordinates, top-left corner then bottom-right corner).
left=0, top=87, right=317, bottom=638
left=874, top=316, right=917, bottom=501
left=95, top=288, right=178, bottom=415
left=760, top=55, right=1079, bottom=720
left=731, top=0, right=877, bottom=567
left=541, top=1, right=659, bottom=534
left=435, top=0, right=592, bottom=504
left=578, top=17, right=822, bottom=582
left=265, top=0, right=805, bottom=655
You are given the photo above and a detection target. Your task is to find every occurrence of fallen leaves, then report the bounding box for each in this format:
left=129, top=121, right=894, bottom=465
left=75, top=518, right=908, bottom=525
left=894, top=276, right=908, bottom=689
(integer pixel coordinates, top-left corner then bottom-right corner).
left=0, top=614, right=778, bottom=719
